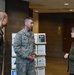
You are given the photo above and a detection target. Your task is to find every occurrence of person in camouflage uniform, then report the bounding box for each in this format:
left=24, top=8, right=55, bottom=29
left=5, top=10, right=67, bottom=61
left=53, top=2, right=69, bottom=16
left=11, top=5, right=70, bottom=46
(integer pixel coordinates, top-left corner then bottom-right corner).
left=14, top=17, right=36, bottom=75
left=0, top=11, right=8, bottom=75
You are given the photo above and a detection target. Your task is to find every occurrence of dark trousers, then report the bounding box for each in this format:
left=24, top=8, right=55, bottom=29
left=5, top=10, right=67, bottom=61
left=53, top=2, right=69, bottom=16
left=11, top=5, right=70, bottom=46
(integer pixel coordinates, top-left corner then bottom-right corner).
left=0, top=56, right=3, bottom=75
left=0, top=63, right=2, bottom=75
left=70, top=74, right=74, bottom=75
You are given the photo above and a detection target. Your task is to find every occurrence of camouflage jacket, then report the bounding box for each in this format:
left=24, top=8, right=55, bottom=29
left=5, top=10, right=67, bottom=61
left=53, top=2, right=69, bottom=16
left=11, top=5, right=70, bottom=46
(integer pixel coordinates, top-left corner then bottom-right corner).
left=13, top=29, right=35, bottom=63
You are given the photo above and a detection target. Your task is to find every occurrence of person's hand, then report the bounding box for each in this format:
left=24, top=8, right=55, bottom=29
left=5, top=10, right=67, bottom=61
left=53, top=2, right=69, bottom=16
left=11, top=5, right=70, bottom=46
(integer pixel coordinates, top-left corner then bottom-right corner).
left=64, top=53, right=69, bottom=59
left=27, top=55, right=35, bottom=61
left=31, top=54, right=35, bottom=58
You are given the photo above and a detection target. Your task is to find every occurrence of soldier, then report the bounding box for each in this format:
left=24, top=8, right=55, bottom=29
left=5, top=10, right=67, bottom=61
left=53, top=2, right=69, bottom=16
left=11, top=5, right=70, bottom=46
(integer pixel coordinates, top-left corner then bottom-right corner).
left=0, top=11, right=8, bottom=75
left=14, top=17, right=36, bottom=75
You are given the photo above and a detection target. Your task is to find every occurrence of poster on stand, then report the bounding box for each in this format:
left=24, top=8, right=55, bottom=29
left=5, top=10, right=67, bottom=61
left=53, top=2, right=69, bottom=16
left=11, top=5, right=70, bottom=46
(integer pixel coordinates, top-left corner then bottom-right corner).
left=12, top=33, right=16, bottom=45
left=37, top=45, right=46, bottom=55
left=12, top=46, right=16, bottom=57
left=11, top=70, right=16, bottom=75
left=11, top=57, right=16, bottom=69
left=37, top=68, right=45, bottom=75
left=37, top=33, right=46, bottom=43
left=37, top=56, right=46, bottom=66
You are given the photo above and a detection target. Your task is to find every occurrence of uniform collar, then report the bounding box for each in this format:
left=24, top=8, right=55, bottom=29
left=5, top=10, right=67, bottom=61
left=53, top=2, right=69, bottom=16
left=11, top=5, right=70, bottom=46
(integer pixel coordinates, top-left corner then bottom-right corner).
left=22, top=28, right=32, bottom=37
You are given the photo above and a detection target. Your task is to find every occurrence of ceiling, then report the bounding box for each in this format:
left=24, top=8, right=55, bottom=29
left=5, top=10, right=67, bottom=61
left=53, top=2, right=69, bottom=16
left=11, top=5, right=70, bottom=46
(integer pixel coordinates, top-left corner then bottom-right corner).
left=23, top=0, right=74, bottom=13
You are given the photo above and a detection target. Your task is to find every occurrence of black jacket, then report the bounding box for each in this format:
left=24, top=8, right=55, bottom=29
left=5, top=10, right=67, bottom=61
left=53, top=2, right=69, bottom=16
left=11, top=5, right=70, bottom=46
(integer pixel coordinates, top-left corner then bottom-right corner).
left=0, top=30, right=4, bottom=58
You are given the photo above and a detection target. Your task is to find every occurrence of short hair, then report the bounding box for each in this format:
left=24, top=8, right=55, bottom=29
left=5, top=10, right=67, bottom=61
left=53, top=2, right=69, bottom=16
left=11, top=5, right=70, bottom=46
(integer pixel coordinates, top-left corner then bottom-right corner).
left=24, top=17, right=33, bottom=23
left=71, top=27, right=74, bottom=32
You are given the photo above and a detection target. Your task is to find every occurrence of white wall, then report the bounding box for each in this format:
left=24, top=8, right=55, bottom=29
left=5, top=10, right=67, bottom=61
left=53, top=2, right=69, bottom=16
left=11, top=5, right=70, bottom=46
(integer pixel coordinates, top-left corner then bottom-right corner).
left=33, top=12, right=39, bottom=33
left=0, top=0, right=5, bottom=11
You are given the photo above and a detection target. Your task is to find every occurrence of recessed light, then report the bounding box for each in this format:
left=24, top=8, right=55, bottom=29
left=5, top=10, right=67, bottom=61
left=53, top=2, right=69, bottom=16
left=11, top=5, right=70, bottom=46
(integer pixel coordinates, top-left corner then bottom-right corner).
left=34, top=10, right=38, bottom=13
left=64, top=3, right=69, bottom=5
left=69, top=9, right=73, bottom=11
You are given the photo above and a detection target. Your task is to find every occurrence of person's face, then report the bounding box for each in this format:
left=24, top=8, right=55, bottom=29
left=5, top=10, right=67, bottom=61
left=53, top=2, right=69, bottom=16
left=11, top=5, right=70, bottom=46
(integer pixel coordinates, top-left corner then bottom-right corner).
left=25, top=19, right=34, bottom=30
left=0, top=13, right=8, bottom=29
left=2, top=14, right=8, bottom=26
left=71, top=32, right=74, bottom=38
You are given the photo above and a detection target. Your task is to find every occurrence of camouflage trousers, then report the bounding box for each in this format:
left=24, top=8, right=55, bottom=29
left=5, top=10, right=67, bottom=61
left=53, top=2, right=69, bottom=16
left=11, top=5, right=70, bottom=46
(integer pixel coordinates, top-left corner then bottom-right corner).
left=16, top=59, right=36, bottom=75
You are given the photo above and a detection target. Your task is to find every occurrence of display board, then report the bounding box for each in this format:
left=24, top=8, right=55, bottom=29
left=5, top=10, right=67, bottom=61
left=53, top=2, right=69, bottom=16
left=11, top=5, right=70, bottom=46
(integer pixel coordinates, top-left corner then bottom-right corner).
left=11, top=33, right=46, bottom=75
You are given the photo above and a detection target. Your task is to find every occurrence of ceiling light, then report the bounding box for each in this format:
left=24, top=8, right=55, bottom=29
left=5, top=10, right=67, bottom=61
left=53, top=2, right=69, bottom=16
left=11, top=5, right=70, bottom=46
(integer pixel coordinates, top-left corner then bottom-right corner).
left=69, top=9, right=73, bottom=11
left=64, top=3, right=69, bottom=6
left=34, top=10, right=38, bottom=13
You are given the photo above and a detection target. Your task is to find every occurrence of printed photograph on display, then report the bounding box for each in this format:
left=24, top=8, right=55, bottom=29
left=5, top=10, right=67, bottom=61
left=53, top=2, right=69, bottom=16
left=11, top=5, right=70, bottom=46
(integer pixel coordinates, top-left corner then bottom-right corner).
left=35, top=45, right=37, bottom=55
left=34, top=33, right=46, bottom=43
left=37, top=33, right=46, bottom=43
left=34, top=57, right=37, bottom=67
left=35, top=67, right=45, bottom=75
left=37, top=67, right=45, bottom=75
left=34, top=33, right=38, bottom=43
left=11, top=57, right=16, bottom=69
left=11, top=70, right=16, bottom=75
left=12, top=33, right=16, bottom=45
left=12, top=46, right=16, bottom=57
left=37, top=56, right=46, bottom=67
left=11, top=33, right=17, bottom=75
left=37, top=45, right=46, bottom=55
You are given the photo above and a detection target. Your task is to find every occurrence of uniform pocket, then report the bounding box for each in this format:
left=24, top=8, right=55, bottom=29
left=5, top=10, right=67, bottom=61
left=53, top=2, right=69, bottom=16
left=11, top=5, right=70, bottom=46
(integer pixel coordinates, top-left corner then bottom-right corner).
left=22, top=36, right=28, bottom=44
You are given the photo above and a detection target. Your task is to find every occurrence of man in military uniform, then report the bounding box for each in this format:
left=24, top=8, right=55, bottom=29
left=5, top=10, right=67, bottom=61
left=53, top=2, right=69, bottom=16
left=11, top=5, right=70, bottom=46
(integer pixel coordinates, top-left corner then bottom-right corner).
left=14, top=17, right=36, bottom=75
left=0, top=11, right=8, bottom=75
